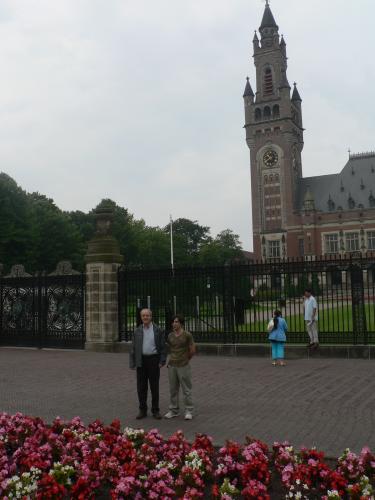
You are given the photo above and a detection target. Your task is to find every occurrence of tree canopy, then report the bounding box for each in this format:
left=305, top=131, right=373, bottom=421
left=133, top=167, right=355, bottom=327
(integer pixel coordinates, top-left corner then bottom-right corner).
left=0, top=173, right=244, bottom=273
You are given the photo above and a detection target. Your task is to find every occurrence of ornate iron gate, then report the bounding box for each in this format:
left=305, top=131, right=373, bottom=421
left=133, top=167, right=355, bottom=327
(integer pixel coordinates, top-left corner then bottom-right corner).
left=0, top=262, right=85, bottom=349
left=118, top=255, right=375, bottom=345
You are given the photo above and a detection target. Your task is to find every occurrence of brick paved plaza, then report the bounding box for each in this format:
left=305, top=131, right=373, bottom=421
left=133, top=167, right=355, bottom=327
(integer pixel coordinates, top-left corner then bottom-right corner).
left=0, top=347, right=374, bottom=457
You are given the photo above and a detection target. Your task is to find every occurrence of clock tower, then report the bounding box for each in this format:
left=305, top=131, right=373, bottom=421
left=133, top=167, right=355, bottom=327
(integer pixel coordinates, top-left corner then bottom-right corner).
left=243, top=2, right=304, bottom=259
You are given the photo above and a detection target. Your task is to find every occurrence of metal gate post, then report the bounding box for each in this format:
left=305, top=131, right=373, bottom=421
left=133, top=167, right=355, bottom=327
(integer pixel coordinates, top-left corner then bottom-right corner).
left=350, top=263, right=367, bottom=345
left=222, top=264, right=235, bottom=344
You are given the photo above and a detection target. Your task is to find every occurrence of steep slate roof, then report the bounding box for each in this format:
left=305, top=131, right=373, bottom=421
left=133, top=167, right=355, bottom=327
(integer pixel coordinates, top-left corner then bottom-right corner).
left=260, top=4, right=278, bottom=30
left=296, top=154, right=375, bottom=212
left=292, top=83, right=302, bottom=102
left=243, top=77, right=254, bottom=97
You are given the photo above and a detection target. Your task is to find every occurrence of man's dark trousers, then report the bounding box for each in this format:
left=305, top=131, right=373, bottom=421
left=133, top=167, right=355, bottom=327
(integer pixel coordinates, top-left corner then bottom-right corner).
left=137, top=354, right=160, bottom=414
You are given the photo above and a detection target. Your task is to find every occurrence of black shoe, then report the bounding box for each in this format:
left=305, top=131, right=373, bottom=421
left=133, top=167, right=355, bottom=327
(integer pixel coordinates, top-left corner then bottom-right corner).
left=307, top=343, right=314, bottom=348
left=136, top=411, right=147, bottom=420
left=152, top=412, right=162, bottom=420
left=313, top=343, right=319, bottom=350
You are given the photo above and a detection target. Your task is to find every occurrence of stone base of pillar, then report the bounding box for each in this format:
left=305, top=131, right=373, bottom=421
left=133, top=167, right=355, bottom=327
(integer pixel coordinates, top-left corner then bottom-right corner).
left=84, top=205, right=124, bottom=351
left=85, top=262, right=121, bottom=350
left=85, top=341, right=119, bottom=352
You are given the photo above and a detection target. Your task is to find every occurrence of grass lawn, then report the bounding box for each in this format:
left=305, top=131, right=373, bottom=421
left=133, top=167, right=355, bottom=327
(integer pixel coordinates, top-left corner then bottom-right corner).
left=237, top=304, right=375, bottom=333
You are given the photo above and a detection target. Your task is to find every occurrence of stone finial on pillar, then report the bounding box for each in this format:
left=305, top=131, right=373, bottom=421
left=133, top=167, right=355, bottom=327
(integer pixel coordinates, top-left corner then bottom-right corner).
left=85, top=203, right=124, bottom=352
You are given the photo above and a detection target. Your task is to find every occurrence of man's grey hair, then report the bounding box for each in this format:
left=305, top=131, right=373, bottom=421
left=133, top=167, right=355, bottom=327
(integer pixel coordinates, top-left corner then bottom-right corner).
left=140, top=308, right=152, bottom=315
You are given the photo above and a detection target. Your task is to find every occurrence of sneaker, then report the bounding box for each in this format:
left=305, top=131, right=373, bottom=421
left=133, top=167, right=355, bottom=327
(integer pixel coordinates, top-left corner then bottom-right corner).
left=164, top=411, right=180, bottom=419
left=184, top=412, right=193, bottom=420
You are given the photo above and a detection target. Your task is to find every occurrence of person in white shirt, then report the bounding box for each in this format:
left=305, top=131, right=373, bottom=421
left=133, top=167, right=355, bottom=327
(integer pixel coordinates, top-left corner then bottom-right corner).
left=129, top=308, right=167, bottom=420
left=304, top=289, right=319, bottom=349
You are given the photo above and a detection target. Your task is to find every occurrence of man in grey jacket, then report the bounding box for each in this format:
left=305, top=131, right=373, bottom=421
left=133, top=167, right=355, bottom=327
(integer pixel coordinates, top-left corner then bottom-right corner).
left=129, top=308, right=167, bottom=419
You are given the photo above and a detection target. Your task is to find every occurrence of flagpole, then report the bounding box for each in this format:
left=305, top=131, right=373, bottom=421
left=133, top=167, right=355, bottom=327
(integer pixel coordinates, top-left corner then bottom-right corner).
left=170, top=214, right=174, bottom=272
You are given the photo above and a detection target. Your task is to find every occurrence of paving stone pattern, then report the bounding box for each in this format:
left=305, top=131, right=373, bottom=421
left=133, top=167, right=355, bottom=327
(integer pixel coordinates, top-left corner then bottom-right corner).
left=0, top=348, right=374, bottom=457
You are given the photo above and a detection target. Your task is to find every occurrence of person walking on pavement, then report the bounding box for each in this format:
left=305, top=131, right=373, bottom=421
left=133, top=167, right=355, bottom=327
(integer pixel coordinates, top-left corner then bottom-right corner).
left=267, top=310, right=288, bottom=366
left=164, top=314, right=196, bottom=420
left=304, top=289, right=319, bottom=349
left=129, top=308, right=167, bottom=420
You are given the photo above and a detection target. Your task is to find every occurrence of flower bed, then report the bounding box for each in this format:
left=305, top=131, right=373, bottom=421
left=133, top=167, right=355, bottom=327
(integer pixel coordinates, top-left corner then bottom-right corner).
left=0, top=413, right=374, bottom=499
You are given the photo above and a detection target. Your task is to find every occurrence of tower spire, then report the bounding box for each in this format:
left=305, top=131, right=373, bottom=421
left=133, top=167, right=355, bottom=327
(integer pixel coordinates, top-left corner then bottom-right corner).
left=292, top=82, right=302, bottom=102
left=243, top=77, right=254, bottom=98
left=260, top=1, right=278, bottom=31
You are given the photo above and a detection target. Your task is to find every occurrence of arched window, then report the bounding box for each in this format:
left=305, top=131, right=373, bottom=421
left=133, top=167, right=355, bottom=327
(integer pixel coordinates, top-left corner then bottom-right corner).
left=264, top=175, right=268, bottom=184
left=269, top=174, right=274, bottom=183
left=263, top=67, right=274, bottom=95
left=263, top=106, right=271, bottom=120
left=275, top=174, right=280, bottom=183
left=255, top=108, right=262, bottom=122
left=273, top=104, right=280, bottom=118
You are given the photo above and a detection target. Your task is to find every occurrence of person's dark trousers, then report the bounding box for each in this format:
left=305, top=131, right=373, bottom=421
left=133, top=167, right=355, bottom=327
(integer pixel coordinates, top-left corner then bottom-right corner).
left=136, top=354, right=160, bottom=414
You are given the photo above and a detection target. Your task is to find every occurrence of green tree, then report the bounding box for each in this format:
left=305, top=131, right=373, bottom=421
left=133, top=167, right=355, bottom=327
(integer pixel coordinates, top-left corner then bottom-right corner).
left=199, top=229, right=243, bottom=265
left=165, top=218, right=211, bottom=264
left=28, top=193, right=85, bottom=272
left=0, top=173, right=32, bottom=271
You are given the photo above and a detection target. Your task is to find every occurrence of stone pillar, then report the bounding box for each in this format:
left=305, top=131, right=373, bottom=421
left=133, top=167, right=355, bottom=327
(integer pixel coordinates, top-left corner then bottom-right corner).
left=85, top=205, right=123, bottom=352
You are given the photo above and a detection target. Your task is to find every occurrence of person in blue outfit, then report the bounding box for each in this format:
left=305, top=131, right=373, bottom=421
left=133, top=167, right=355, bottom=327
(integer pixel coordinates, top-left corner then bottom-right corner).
left=267, top=310, right=288, bottom=366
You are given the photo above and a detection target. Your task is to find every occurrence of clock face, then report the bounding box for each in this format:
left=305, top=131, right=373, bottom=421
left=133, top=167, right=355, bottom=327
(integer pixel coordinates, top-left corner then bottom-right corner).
left=263, top=150, right=278, bottom=168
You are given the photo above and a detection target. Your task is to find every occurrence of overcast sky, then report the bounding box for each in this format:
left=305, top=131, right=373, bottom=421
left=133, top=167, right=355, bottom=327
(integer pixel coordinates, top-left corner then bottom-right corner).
left=0, top=0, right=374, bottom=250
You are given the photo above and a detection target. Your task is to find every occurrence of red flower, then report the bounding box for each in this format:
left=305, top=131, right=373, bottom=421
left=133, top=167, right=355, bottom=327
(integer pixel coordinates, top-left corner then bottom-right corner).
left=36, top=474, right=67, bottom=500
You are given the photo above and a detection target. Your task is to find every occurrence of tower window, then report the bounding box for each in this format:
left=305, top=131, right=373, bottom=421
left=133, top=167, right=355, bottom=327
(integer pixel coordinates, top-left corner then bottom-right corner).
left=273, top=105, right=280, bottom=118
left=264, top=68, right=274, bottom=95
left=263, top=106, right=271, bottom=120
left=255, top=108, right=262, bottom=121
left=268, top=240, right=281, bottom=258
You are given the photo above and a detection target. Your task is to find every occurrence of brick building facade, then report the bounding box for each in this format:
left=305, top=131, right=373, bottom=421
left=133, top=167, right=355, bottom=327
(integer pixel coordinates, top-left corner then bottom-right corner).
left=243, top=2, right=375, bottom=259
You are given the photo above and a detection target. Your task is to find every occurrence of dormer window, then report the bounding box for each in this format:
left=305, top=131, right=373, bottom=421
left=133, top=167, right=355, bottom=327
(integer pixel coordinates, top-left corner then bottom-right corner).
left=348, top=195, right=355, bottom=210
left=264, top=67, right=274, bottom=95
left=327, top=196, right=335, bottom=212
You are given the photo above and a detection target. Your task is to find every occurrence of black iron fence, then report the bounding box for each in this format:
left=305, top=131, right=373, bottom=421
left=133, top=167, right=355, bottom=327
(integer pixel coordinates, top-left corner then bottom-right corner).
left=118, top=254, right=375, bottom=345
left=0, top=263, right=85, bottom=349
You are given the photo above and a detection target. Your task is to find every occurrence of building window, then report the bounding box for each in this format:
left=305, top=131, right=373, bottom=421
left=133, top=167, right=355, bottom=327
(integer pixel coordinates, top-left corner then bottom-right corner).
left=298, top=238, right=305, bottom=256
left=255, top=108, right=262, bottom=121
left=324, top=234, right=339, bottom=254
left=367, top=231, right=375, bottom=250
left=263, top=106, right=271, bottom=120
left=273, top=105, right=280, bottom=118
left=268, top=240, right=281, bottom=258
left=345, top=232, right=359, bottom=252
left=263, top=68, right=274, bottom=95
